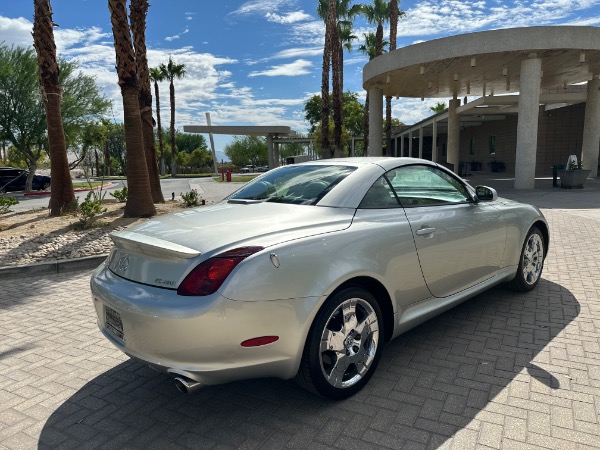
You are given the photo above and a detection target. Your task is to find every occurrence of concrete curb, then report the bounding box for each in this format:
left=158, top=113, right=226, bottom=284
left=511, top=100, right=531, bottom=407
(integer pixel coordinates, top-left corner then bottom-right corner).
left=0, top=254, right=108, bottom=280
left=23, top=182, right=114, bottom=197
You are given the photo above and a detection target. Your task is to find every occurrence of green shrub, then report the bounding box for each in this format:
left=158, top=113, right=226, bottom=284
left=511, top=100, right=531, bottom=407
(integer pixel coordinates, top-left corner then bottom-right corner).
left=110, top=186, right=128, bottom=202
left=181, top=189, right=204, bottom=207
left=76, top=191, right=107, bottom=229
left=0, top=196, right=18, bottom=213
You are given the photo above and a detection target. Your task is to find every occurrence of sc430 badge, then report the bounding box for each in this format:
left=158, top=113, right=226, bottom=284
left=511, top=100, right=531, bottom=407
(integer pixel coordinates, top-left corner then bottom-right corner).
left=155, top=278, right=176, bottom=287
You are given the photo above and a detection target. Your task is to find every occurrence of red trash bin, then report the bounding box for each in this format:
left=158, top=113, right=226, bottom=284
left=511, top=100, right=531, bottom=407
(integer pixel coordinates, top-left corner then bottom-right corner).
left=226, top=169, right=232, bottom=182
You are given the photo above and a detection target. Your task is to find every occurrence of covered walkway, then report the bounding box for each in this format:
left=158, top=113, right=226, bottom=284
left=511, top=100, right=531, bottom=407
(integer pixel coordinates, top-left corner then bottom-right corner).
left=363, top=26, right=600, bottom=188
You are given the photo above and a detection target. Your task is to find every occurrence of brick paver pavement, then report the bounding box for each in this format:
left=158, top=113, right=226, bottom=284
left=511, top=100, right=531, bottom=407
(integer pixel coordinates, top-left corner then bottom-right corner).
left=1, top=200, right=600, bottom=448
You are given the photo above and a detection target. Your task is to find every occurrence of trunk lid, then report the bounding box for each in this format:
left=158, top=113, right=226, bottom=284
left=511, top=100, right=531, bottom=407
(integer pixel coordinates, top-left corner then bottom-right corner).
left=107, top=202, right=354, bottom=288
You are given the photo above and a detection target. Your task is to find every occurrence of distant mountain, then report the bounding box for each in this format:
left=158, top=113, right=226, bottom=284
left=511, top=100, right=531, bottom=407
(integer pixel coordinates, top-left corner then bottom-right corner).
left=215, top=151, right=230, bottom=163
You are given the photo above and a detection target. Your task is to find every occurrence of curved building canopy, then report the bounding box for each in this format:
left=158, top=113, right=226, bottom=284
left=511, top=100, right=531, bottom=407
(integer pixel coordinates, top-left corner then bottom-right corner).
left=363, top=26, right=600, bottom=98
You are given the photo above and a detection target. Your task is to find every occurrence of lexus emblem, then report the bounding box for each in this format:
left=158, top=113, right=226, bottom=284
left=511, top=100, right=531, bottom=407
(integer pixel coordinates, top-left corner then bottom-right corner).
left=117, top=255, right=129, bottom=272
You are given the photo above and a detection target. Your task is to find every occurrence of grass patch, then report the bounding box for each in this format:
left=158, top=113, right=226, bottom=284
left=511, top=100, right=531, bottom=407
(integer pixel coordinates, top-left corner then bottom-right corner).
left=212, top=175, right=258, bottom=183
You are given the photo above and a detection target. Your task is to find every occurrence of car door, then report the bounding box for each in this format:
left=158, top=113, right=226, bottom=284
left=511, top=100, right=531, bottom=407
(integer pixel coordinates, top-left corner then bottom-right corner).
left=388, top=165, right=507, bottom=298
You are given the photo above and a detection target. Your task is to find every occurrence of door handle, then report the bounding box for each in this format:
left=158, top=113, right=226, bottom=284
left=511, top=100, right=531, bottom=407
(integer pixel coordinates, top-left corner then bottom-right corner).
left=416, top=227, right=436, bottom=236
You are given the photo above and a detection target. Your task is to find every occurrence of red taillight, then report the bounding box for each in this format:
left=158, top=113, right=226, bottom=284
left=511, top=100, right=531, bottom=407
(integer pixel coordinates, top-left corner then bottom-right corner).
left=177, top=247, right=263, bottom=296
left=241, top=336, right=279, bottom=347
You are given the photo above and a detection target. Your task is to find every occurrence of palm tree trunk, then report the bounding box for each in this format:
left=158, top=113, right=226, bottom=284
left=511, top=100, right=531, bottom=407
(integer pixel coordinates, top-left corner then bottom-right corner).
left=108, top=0, right=156, bottom=218
left=169, top=81, right=177, bottom=176
left=130, top=0, right=164, bottom=203
left=387, top=0, right=399, bottom=157
left=330, top=0, right=342, bottom=158
left=320, top=14, right=331, bottom=158
left=33, top=0, right=76, bottom=216
left=153, top=80, right=166, bottom=175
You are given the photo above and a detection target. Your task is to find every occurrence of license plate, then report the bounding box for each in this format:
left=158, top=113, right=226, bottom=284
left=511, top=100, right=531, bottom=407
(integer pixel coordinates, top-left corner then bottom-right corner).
left=105, top=306, right=124, bottom=340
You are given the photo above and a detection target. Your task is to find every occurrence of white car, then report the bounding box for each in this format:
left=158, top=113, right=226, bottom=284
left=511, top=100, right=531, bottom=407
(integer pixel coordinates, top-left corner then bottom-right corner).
left=91, top=157, right=548, bottom=399
left=239, top=165, right=256, bottom=173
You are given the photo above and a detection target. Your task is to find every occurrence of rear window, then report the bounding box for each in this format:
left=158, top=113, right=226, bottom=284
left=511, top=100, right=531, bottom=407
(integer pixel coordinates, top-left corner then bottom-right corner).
left=229, top=164, right=356, bottom=205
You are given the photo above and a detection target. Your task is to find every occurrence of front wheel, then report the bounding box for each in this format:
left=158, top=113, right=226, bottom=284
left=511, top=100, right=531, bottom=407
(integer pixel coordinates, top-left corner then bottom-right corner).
left=507, top=226, right=545, bottom=292
left=295, top=287, right=383, bottom=400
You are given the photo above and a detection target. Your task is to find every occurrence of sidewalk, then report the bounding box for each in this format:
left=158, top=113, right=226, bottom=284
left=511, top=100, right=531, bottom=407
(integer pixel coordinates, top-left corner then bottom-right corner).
left=1, top=175, right=599, bottom=448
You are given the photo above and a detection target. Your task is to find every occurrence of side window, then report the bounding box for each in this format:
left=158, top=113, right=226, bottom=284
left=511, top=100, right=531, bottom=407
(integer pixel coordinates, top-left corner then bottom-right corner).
left=359, top=176, right=399, bottom=209
left=387, top=165, right=472, bottom=207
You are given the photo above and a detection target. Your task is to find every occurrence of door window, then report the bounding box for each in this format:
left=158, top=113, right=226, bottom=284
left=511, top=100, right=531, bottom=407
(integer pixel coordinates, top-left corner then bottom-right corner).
left=387, top=165, right=472, bottom=207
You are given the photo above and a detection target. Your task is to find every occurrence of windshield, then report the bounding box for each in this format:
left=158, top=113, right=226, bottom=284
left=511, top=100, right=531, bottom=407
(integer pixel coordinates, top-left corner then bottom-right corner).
left=229, top=164, right=356, bottom=205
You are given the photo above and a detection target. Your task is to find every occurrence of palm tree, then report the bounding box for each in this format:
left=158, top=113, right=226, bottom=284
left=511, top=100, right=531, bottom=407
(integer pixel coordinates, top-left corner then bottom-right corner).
left=360, top=0, right=389, bottom=57
left=358, top=0, right=390, bottom=156
left=430, top=102, right=447, bottom=113
left=108, top=0, right=156, bottom=217
left=129, top=0, right=164, bottom=203
left=386, top=0, right=404, bottom=155
left=149, top=67, right=166, bottom=175
left=317, top=0, right=331, bottom=157
left=32, top=0, right=76, bottom=216
left=159, top=57, right=186, bottom=176
left=328, top=0, right=343, bottom=158
left=337, top=19, right=358, bottom=96
left=319, top=0, right=360, bottom=158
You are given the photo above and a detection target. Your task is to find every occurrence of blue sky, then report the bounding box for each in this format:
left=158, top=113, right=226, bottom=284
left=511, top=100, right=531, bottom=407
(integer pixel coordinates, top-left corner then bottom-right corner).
left=1, top=0, right=599, bottom=155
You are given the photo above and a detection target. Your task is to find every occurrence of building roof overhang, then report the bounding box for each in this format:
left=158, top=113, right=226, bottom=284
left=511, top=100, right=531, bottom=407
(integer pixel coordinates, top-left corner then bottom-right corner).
left=364, top=26, right=600, bottom=99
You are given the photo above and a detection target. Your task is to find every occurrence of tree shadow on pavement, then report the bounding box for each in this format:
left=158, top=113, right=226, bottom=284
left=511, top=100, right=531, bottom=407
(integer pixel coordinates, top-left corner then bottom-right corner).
left=38, top=279, right=579, bottom=449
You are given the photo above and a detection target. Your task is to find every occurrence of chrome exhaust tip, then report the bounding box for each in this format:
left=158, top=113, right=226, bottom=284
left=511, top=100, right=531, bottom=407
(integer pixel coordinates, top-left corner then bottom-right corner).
left=173, top=376, right=203, bottom=394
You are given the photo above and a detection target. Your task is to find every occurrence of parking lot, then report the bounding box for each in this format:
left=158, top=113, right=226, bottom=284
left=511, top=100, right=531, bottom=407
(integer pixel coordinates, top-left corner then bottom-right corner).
left=1, top=175, right=600, bottom=449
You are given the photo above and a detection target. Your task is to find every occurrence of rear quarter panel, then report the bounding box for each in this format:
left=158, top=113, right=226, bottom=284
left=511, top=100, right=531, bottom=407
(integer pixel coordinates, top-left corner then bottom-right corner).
left=496, top=199, right=548, bottom=267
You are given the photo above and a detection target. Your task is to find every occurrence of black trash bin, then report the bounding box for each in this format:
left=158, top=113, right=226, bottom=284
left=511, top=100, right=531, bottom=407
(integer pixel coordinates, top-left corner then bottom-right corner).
left=552, top=165, right=564, bottom=188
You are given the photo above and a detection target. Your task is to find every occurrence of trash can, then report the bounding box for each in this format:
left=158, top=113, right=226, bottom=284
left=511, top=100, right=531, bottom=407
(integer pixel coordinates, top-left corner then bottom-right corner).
left=552, top=165, right=564, bottom=188
left=226, top=169, right=232, bottom=182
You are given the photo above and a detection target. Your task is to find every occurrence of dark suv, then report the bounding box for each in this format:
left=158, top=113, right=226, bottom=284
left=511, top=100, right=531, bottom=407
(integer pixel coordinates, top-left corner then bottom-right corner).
left=0, top=167, right=51, bottom=193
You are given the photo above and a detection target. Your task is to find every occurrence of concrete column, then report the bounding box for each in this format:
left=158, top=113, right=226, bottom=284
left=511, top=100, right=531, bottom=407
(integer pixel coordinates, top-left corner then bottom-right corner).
left=408, top=131, right=413, bottom=157
left=274, top=141, right=280, bottom=167
left=447, top=97, right=460, bottom=172
left=400, top=134, right=405, bottom=156
left=582, top=76, right=600, bottom=177
left=368, top=87, right=383, bottom=156
left=267, top=134, right=274, bottom=168
left=418, top=127, right=424, bottom=159
left=515, top=56, right=542, bottom=189
left=432, top=120, right=438, bottom=162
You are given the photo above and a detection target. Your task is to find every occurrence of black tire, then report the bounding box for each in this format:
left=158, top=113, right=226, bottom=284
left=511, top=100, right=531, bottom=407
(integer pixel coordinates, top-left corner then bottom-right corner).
left=507, top=226, right=545, bottom=292
left=42, top=182, right=50, bottom=190
left=295, top=287, right=384, bottom=400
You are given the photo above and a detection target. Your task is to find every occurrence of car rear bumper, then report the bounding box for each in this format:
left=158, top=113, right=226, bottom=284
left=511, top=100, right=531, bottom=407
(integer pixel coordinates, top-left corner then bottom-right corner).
left=90, top=264, right=318, bottom=385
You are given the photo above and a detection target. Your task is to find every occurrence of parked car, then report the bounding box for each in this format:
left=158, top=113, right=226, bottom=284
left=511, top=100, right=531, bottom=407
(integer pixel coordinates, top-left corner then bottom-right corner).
left=256, top=166, right=269, bottom=172
left=0, top=167, right=51, bottom=192
left=91, top=157, right=548, bottom=399
left=239, top=165, right=256, bottom=173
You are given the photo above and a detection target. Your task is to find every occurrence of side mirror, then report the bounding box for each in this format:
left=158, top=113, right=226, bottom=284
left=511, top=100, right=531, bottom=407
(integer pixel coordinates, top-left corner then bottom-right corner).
left=475, top=186, right=498, bottom=202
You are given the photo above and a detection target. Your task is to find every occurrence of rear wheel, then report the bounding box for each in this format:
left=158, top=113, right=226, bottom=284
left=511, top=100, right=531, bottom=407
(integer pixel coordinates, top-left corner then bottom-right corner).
left=295, top=287, right=383, bottom=400
left=507, top=226, right=545, bottom=292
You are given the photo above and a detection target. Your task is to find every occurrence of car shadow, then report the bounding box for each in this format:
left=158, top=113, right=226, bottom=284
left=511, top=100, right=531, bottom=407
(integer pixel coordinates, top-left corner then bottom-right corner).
left=38, top=279, right=579, bottom=448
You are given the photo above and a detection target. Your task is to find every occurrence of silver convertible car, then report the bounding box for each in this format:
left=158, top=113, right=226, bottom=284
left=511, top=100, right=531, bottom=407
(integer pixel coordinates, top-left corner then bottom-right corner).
left=90, top=157, right=548, bottom=399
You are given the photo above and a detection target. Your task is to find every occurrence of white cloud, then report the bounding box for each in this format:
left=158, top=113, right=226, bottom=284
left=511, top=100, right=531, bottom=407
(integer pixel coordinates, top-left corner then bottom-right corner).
left=232, top=0, right=291, bottom=16
left=266, top=11, right=312, bottom=24
left=245, top=46, right=323, bottom=65
left=0, top=16, right=33, bottom=48
left=248, top=59, right=313, bottom=77
left=165, top=27, right=189, bottom=42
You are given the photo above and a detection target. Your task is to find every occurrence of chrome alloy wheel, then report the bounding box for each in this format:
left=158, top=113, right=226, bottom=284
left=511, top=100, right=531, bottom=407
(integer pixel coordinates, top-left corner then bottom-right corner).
left=522, top=233, right=544, bottom=285
left=319, top=298, right=379, bottom=389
